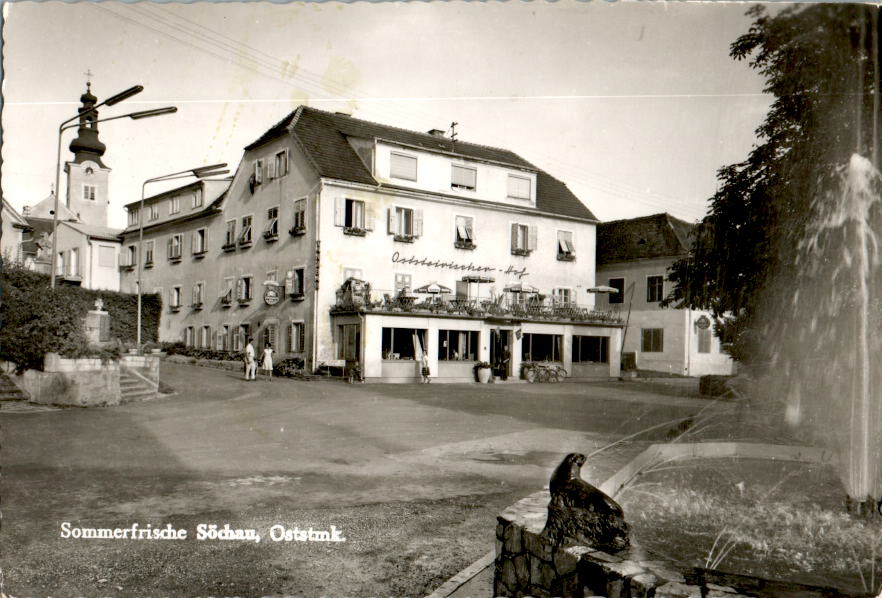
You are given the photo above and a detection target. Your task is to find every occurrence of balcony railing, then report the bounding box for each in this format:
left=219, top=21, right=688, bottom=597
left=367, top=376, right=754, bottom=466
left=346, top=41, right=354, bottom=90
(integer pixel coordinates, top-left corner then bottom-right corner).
left=331, top=287, right=622, bottom=325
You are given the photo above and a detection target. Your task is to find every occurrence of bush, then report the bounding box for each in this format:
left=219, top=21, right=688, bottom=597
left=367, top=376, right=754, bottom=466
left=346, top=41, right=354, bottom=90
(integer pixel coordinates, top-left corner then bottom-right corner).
left=0, top=258, right=162, bottom=372
left=700, top=375, right=734, bottom=397
left=159, top=342, right=239, bottom=362
left=274, top=357, right=305, bottom=377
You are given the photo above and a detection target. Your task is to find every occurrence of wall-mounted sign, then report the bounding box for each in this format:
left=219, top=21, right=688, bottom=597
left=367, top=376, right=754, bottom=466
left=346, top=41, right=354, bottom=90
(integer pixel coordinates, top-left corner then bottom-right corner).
left=264, top=286, right=281, bottom=306
left=696, top=315, right=711, bottom=330
left=391, top=252, right=528, bottom=279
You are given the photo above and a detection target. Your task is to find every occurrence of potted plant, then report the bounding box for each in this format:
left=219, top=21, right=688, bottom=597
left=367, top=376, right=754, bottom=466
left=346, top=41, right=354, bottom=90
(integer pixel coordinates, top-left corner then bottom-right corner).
left=473, top=361, right=492, bottom=383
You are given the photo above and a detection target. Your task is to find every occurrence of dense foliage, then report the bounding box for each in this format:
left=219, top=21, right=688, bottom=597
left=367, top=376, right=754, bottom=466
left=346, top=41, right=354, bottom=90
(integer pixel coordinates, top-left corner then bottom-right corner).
left=0, top=258, right=161, bottom=372
left=666, top=4, right=881, bottom=365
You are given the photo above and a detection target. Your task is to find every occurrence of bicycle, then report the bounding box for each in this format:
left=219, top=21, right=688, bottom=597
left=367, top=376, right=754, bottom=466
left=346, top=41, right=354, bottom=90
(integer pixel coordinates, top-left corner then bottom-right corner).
left=521, top=361, right=568, bottom=383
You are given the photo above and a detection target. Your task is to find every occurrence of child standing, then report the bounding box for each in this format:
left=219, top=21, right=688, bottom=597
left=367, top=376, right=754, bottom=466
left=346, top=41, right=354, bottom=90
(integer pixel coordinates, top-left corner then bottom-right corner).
left=420, top=353, right=431, bottom=384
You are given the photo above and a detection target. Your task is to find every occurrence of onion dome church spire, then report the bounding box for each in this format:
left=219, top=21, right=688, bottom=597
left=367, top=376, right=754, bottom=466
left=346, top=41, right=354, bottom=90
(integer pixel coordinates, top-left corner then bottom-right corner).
left=68, top=80, right=107, bottom=167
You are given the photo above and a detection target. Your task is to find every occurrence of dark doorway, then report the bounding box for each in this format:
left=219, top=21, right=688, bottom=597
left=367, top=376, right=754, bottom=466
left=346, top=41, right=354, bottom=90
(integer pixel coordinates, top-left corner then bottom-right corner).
left=490, top=329, right=512, bottom=380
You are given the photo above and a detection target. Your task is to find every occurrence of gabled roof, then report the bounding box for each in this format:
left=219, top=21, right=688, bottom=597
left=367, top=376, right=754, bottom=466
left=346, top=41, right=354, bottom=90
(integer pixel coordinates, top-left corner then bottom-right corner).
left=597, top=213, right=695, bottom=265
left=65, top=221, right=123, bottom=242
left=27, top=193, right=80, bottom=222
left=245, top=106, right=597, bottom=221
left=2, top=198, right=30, bottom=228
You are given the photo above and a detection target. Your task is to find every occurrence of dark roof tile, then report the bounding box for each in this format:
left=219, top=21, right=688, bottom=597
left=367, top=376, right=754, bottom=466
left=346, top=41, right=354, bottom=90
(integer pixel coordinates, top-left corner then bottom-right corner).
left=597, top=213, right=695, bottom=264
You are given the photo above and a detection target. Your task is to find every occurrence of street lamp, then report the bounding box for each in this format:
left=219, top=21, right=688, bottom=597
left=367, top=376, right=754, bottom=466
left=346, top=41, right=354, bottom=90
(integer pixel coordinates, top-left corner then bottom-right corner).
left=135, top=163, right=229, bottom=347
left=49, top=83, right=174, bottom=288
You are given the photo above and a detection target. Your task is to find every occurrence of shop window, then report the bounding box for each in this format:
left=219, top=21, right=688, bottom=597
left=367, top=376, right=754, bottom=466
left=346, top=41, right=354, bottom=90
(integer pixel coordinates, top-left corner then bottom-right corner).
left=641, top=328, right=664, bottom=353
left=572, top=336, right=609, bottom=363
left=521, top=333, right=563, bottom=362
left=647, top=275, right=664, bottom=303
left=438, top=330, right=479, bottom=361
left=608, top=278, right=625, bottom=304
left=381, top=327, right=427, bottom=360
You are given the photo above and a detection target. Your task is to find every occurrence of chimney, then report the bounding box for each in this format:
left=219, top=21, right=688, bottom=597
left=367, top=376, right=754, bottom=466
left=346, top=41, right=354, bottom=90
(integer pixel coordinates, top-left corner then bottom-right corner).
left=427, top=129, right=446, bottom=138
left=22, top=206, right=31, bottom=217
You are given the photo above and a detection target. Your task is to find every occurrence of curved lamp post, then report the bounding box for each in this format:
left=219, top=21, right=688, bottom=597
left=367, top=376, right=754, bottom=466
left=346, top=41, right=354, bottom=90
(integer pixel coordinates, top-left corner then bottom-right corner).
left=135, top=163, right=229, bottom=347
left=49, top=83, right=177, bottom=288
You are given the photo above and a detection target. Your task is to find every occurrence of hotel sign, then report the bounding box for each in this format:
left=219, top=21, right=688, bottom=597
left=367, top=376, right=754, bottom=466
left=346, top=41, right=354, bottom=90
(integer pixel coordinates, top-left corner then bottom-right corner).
left=264, top=286, right=281, bottom=306
left=391, top=252, right=528, bottom=279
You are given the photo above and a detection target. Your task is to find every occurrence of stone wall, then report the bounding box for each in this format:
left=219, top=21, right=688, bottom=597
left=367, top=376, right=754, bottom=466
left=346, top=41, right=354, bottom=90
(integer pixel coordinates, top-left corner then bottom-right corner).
left=495, top=491, right=752, bottom=598
left=15, top=353, right=160, bottom=407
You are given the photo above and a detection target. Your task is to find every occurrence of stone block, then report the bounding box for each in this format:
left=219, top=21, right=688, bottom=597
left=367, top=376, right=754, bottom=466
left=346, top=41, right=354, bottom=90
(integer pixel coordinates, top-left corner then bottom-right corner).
left=530, top=557, right=556, bottom=588
left=587, top=550, right=622, bottom=564
left=504, top=521, right=523, bottom=553
left=654, top=581, right=702, bottom=598
left=496, top=538, right=503, bottom=557
left=497, top=521, right=506, bottom=540
left=560, top=572, right=581, bottom=598
left=605, top=577, right=625, bottom=598
left=630, top=573, right=660, bottom=598
left=514, top=554, right=529, bottom=586
left=500, top=557, right=518, bottom=591
left=645, top=564, right=685, bottom=584
left=553, top=546, right=581, bottom=576
left=605, top=560, right=646, bottom=580
left=523, top=529, right=553, bottom=561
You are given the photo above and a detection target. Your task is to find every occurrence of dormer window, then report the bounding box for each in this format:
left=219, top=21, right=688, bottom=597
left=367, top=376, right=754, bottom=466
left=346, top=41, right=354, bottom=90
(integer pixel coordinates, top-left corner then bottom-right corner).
left=390, top=152, right=417, bottom=181
left=451, top=165, right=476, bottom=191
left=192, top=190, right=203, bottom=209
left=507, top=174, right=531, bottom=200
left=128, top=208, right=139, bottom=226
left=149, top=204, right=160, bottom=221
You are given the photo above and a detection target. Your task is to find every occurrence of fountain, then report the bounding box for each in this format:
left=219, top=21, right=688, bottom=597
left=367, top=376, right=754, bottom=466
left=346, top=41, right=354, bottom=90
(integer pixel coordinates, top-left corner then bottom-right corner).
left=767, top=153, right=882, bottom=513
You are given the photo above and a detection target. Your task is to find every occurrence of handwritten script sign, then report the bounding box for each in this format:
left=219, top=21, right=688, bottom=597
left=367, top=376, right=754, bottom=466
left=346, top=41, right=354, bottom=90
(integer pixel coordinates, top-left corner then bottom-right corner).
left=391, top=252, right=528, bottom=279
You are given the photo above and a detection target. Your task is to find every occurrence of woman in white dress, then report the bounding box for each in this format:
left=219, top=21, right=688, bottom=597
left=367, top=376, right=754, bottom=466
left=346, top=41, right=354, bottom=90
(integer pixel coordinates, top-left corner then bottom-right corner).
left=260, top=343, right=274, bottom=381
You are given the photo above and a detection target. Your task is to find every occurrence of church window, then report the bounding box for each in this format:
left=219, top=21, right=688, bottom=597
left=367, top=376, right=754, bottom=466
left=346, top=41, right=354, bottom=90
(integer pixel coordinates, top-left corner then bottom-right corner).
left=83, top=185, right=96, bottom=201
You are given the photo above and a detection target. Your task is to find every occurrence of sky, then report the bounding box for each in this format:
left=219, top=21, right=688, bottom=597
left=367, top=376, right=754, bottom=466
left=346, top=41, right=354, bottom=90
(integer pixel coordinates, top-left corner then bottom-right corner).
left=2, top=1, right=773, bottom=229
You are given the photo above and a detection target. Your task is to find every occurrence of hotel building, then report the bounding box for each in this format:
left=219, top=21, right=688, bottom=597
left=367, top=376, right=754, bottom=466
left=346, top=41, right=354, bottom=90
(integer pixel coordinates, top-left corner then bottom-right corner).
left=120, top=106, right=623, bottom=382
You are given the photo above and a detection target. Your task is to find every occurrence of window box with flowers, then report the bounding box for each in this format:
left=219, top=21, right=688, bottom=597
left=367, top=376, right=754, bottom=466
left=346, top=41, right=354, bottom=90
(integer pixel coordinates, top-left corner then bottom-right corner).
left=263, top=229, right=279, bottom=242
left=557, top=252, right=576, bottom=262
left=343, top=226, right=367, bottom=237
left=289, top=225, right=307, bottom=237
left=169, top=304, right=181, bottom=313
left=454, top=240, right=476, bottom=250
left=220, top=290, right=233, bottom=307
left=191, top=301, right=203, bottom=310
left=394, top=234, right=415, bottom=243
left=511, top=248, right=531, bottom=257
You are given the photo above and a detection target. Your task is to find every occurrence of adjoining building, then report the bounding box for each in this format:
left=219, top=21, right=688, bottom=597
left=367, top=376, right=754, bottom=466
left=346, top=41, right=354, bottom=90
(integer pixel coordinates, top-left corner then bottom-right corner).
left=1, top=198, right=32, bottom=265
left=21, top=83, right=123, bottom=290
left=594, top=213, right=734, bottom=377
left=120, top=106, right=623, bottom=382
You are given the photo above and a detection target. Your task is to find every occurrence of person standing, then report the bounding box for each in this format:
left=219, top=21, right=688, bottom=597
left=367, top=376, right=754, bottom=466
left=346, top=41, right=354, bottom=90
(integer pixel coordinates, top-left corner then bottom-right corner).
left=244, top=337, right=256, bottom=381
left=420, top=353, right=431, bottom=384
left=260, top=342, right=274, bottom=382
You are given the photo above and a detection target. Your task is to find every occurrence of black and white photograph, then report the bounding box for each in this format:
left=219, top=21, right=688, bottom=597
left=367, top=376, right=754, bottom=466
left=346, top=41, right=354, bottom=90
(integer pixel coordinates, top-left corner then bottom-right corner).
left=1, top=1, right=881, bottom=596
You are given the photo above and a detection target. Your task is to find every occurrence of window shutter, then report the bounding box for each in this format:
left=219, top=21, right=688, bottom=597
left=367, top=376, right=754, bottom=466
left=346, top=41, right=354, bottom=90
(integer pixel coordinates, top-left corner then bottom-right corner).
left=365, top=203, right=375, bottom=231
left=414, top=209, right=423, bottom=237
left=287, top=323, right=293, bottom=352
left=167, top=238, right=172, bottom=258
left=254, top=161, right=263, bottom=184
left=510, top=223, right=518, bottom=251
left=299, top=323, right=305, bottom=353
left=285, top=271, right=295, bottom=295
left=386, top=207, right=398, bottom=235
left=528, top=225, right=538, bottom=251
left=236, top=279, right=244, bottom=300
left=268, top=161, right=276, bottom=180
left=334, top=197, right=344, bottom=227
left=465, top=218, right=474, bottom=241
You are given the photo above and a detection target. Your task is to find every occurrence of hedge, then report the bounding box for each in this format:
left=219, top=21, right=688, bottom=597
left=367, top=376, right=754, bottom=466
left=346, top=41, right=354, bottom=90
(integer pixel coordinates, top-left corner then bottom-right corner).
left=0, top=258, right=162, bottom=372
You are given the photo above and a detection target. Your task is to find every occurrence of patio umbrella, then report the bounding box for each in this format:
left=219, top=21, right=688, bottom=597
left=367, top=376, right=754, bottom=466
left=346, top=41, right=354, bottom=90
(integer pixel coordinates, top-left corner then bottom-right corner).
left=503, top=282, right=539, bottom=294
left=587, top=285, right=619, bottom=294
left=414, top=281, right=452, bottom=295
left=461, top=275, right=494, bottom=301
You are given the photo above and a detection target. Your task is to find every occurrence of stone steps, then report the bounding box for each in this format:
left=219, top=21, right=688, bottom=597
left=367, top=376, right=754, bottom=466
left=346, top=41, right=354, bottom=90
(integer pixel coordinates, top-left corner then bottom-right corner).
left=119, top=370, right=157, bottom=402
left=0, top=373, right=28, bottom=401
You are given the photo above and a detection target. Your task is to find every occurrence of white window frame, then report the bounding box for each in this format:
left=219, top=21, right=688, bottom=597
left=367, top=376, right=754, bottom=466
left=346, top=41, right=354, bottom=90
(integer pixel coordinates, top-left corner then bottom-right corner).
left=149, top=203, right=160, bottom=221
left=169, top=234, right=183, bottom=260
left=289, top=321, right=306, bottom=353
left=390, top=151, right=418, bottom=181
left=192, top=228, right=208, bottom=255
left=394, top=273, right=412, bottom=294
left=451, top=164, right=477, bottom=191
left=646, top=275, right=665, bottom=303
left=192, top=190, right=203, bottom=209
left=292, top=198, right=307, bottom=232
left=265, top=206, right=279, bottom=238
left=507, top=174, right=532, bottom=200
left=274, top=149, right=289, bottom=178
left=266, top=269, right=278, bottom=283
left=128, top=208, right=139, bottom=226
left=169, top=196, right=180, bottom=215
left=240, top=214, right=253, bottom=244
left=144, top=240, right=154, bottom=265
left=224, top=219, right=237, bottom=247
left=557, top=230, right=576, bottom=258
left=171, top=286, right=182, bottom=309
left=192, top=281, right=204, bottom=306
left=455, top=215, right=475, bottom=246
left=68, top=248, right=80, bottom=277
left=83, top=184, right=96, bottom=201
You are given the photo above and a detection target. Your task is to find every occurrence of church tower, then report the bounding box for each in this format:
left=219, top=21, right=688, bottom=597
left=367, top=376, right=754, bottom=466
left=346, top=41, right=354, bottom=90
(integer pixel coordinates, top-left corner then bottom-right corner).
left=65, top=81, right=111, bottom=227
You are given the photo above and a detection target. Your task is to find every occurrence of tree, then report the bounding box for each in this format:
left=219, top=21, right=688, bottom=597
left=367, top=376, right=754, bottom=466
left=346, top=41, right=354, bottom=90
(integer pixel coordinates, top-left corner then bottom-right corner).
left=666, top=4, right=881, bottom=366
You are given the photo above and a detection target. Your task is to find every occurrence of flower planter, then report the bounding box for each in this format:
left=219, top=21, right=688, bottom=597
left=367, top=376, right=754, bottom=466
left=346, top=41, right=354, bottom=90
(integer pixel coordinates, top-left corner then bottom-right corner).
left=476, top=366, right=492, bottom=383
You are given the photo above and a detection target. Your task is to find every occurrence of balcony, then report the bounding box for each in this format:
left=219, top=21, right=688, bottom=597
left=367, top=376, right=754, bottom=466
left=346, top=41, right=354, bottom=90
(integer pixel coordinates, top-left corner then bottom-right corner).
left=330, top=285, right=622, bottom=326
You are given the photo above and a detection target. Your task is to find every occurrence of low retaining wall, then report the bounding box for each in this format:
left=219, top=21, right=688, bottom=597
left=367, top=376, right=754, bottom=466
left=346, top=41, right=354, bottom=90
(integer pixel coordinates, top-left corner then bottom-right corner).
left=16, top=353, right=160, bottom=407
left=495, top=443, right=838, bottom=598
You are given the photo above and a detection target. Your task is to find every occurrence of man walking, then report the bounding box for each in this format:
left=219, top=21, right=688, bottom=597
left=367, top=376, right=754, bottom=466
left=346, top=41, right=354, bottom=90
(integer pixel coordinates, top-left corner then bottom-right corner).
left=244, top=337, right=257, bottom=381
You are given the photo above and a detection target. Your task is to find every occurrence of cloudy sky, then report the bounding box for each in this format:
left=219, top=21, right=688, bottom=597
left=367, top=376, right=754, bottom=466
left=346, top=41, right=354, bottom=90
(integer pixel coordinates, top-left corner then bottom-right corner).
left=2, top=1, right=772, bottom=228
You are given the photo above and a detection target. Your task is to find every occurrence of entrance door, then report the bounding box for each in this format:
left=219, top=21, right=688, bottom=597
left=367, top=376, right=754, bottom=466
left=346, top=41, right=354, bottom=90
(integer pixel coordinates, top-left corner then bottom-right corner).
left=490, top=329, right=512, bottom=379
left=339, top=324, right=361, bottom=363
